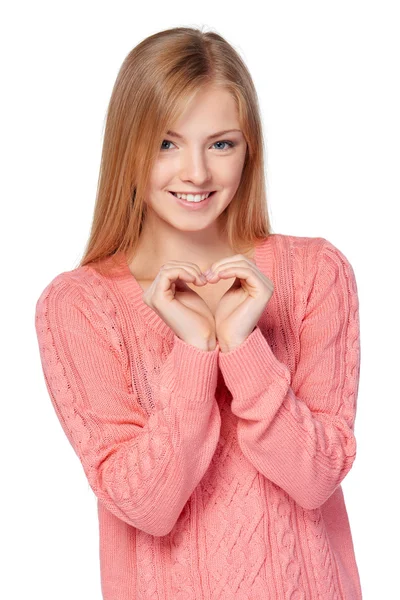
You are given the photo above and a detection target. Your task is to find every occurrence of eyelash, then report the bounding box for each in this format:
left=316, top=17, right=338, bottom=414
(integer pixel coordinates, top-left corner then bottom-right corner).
left=160, top=139, right=236, bottom=152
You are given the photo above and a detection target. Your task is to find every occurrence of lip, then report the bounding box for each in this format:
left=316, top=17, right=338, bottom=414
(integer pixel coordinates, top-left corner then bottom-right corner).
left=169, top=191, right=215, bottom=195
left=169, top=190, right=215, bottom=210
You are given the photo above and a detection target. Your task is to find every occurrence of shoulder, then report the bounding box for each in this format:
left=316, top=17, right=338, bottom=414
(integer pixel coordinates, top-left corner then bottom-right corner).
left=265, top=232, right=333, bottom=254
left=266, top=232, right=355, bottom=272
left=35, top=264, right=97, bottom=317
left=34, top=259, right=124, bottom=354
left=35, top=254, right=121, bottom=314
left=263, top=234, right=358, bottom=317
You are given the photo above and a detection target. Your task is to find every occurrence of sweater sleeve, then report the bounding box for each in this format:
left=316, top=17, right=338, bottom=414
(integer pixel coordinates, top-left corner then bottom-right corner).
left=35, top=277, right=221, bottom=536
left=218, top=239, right=360, bottom=510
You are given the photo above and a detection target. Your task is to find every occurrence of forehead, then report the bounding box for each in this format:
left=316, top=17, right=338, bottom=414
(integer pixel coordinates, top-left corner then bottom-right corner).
left=171, top=87, right=240, bottom=133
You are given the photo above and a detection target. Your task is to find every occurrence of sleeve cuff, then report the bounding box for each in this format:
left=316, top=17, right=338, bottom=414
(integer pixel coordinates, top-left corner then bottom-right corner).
left=159, top=334, right=220, bottom=401
left=218, top=326, right=290, bottom=403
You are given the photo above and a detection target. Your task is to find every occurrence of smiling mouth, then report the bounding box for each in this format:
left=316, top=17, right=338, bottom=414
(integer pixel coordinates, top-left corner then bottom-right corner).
left=169, top=191, right=216, bottom=202
left=170, top=191, right=215, bottom=196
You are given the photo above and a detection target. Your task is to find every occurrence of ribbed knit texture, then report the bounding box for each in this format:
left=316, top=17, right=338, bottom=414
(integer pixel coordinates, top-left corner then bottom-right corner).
left=34, top=233, right=362, bottom=599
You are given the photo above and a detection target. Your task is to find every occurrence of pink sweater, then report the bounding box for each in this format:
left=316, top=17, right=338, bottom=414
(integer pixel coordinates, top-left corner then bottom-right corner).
left=35, top=233, right=362, bottom=599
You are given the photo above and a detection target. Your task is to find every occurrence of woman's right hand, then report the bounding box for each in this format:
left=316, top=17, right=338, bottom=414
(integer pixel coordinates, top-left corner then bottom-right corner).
left=142, top=262, right=216, bottom=351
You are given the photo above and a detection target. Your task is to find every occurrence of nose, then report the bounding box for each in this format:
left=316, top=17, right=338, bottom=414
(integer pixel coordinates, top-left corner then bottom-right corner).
left=179, top=147, right=212, bottom=186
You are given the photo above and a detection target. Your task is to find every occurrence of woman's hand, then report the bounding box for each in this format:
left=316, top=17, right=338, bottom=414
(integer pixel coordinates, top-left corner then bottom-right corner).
left=204, top=255, right=274, bottom=352
left=142, top=261, right=217, bottom=350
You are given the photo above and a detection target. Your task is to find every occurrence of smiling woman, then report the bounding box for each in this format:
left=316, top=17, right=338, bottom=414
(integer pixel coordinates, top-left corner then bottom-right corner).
left=34, top=25, right=362, bottom=600
left=72, top=27, right=272, bottom=273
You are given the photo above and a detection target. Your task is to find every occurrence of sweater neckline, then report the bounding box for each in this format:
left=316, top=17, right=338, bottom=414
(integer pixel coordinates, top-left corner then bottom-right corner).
left=108, top=234, right=276, bottom=337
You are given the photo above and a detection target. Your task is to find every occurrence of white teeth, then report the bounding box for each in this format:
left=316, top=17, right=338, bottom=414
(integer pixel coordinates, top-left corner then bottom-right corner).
left=172, top=192, right=211, bottom=202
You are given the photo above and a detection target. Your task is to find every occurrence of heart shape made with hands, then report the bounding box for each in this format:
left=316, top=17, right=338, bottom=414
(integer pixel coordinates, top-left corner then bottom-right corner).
left=174, top=255, right=274, bottom=350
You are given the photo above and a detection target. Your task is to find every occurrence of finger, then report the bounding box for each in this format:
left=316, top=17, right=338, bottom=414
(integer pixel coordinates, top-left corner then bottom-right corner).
left=208, top=265, right=260, bottom=289
left=206, top=260, right=257, bottom=279
left=157, top=266, right=206, bottom=293
left=207, top=257, right=257, bottom=274
left=163, top=260, right=207, bottom=280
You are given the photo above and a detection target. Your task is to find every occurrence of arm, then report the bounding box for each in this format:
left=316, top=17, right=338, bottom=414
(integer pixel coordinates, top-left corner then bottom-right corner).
left=35, top=278, right=221, bottom=536
left=218, top=239, right=360, bottom=510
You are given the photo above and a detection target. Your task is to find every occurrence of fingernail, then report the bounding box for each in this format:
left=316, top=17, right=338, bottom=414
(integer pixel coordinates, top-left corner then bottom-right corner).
left=203, top=269, right=212, bottom=276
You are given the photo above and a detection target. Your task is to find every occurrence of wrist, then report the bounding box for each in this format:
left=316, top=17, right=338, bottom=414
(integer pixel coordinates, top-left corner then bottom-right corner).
left=189, top=337, right=217, bottom=351
left=218, top=341, right=235, bottom=353
left=218, top=327, right=257, bottom=353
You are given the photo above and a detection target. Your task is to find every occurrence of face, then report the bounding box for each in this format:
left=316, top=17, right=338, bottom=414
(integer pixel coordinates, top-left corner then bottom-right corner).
left=144, top=86, right=247, bottom=232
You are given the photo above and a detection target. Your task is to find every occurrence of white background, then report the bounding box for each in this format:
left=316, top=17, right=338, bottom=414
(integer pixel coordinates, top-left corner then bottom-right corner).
left=2, top=1, right=398, bottom=598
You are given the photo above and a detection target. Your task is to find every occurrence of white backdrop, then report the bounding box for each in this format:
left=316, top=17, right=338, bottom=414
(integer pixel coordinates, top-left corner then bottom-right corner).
left=2, top=1, right=398, bottom=598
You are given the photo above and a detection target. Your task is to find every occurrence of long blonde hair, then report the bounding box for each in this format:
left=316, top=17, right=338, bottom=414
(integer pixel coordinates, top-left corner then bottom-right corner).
left=78, top=26, right=273, bottom=272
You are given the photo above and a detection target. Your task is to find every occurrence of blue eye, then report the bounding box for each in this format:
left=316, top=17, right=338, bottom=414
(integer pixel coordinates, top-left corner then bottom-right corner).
left=213, top=140, right=235, bottom=150
left=161, top=140, right=174, bottom=150
left=160, top=139, right=235, bottom=151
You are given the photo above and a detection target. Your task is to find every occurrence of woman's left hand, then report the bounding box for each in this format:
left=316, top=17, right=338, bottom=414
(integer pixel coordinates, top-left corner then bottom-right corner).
left=204, top=254, right=274, bottom=352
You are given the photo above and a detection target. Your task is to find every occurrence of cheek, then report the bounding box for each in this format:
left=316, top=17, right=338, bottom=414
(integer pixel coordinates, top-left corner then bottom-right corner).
left=220, top=156, right=246, bottom=186
left=149, top=159, right=176, bottom=186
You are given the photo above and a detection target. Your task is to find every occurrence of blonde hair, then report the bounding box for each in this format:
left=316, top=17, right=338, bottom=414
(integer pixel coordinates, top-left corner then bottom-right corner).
left=78, top=26, right=273, bottom=272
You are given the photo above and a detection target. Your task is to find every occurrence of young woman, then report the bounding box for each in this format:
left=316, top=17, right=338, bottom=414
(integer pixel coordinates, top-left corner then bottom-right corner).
left=35, top=26, right=362, bottom=600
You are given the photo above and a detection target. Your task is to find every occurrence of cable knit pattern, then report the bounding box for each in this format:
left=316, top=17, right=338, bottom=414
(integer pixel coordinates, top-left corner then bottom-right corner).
left=34, top=233, right=362, bottom=599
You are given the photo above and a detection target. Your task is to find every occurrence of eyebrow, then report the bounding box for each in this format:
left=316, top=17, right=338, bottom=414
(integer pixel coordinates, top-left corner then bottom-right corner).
left=166, top=129, right=242, bottom=140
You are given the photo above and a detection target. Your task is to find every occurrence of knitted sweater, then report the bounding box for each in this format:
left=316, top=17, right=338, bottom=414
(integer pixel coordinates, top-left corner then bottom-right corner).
left=34, top=233, right=362, bottom=600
